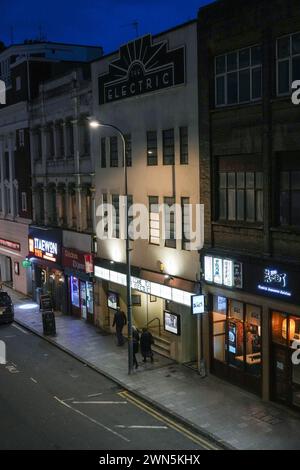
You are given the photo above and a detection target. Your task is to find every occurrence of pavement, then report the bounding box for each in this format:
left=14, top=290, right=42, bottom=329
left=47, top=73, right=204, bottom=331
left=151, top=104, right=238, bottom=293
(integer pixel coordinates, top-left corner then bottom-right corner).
left=8, top=287, right=300, bottom=450
left=0, top=322, right=210, bottom=450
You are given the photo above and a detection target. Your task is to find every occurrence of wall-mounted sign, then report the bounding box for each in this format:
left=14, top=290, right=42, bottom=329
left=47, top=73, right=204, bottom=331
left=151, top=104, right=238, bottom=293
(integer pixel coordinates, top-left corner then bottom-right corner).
left=258, top=268, right=291, bottom=298
left=28, top=227, right=62, bottom=264
left=233, top=262, right=243, bottom=289
left=204, top=255, right=243, bottom=290
left=107, top=291, right=119, bottom=310
left=164, top=310, right=181, bottom=336
left=0, top=238, right=21, bottom=252
left=223, top=259, right=233, bottom=287
left=213, top=258, right=223, bottom=285
left=94, top=265, right=193, bottom=306
left=228, top=322, right=237, bottom=354
left=22, top=259, right=32, bottom=269
left=192, top=295, right=205, bottom=315
left=98, top=34, right=185, bottom=104
left=63, top=248, right=94, bottom=274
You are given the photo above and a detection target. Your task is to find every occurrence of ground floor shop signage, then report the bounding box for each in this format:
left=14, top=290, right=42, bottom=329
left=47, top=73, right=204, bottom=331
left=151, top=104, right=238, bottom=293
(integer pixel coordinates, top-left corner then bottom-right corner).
left=94, top=265, right=193, bottom=306
left=204, top=256, right=243, bottom=289
left=0, top=238, right=21, bottom=252
left=244, top=262, right=299, bottom=305
left=28, top=227, right=62, bottom=264
left=63, top=248, right=94, bottom=274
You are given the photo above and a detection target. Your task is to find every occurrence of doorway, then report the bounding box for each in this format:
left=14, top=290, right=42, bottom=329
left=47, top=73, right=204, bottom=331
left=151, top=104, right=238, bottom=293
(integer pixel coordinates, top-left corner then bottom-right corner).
left=271, top=310, right=300, bottom=409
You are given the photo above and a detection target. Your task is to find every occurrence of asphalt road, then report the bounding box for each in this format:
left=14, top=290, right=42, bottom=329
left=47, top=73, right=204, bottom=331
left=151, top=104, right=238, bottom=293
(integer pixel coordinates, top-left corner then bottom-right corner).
left=0, top=322, right=219, bottom=450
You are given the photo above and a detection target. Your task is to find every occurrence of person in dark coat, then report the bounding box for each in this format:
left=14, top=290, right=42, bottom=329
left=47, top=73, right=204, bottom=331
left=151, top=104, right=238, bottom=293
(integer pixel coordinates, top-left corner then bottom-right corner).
left=112, top=309, right=127, bottom=346
left=132, top=326, right=140, bottom=369
left=140, top=328, right=154, bottom=363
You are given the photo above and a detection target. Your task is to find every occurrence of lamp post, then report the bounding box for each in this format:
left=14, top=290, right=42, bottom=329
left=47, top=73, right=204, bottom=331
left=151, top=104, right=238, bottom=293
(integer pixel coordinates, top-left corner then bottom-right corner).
left=89, top=119, right=133, bottom=375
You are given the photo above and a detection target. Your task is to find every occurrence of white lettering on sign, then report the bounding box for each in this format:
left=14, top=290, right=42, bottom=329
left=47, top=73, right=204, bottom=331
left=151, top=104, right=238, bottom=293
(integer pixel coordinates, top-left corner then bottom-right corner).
left=34, top=238, right=58, bottom=256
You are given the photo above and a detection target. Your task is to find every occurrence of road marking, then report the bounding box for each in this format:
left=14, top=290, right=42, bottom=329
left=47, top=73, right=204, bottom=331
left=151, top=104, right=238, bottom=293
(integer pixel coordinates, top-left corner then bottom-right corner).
left=54, top=396, right=130, bottom=443
left=118, top=391, right=220, bottom=450
left=12, top=324, right=29, bottom=335
left=30, top=377, right=38, bottom=384
left=87, top=393, right=103, bottom=398
left=115, top=425, right=168, bottom=429
left=5, top=364, right=19, bottom=374
left=72, top=401, right=127, bottom=405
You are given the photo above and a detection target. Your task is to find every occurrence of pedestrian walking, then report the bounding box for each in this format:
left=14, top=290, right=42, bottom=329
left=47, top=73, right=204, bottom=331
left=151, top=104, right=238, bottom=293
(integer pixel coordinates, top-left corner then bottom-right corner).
left=140, top=328, right=154, bottom=363
left=132, top=326, right=140, bottom=369
left=112, top=309, right=127, bottom=346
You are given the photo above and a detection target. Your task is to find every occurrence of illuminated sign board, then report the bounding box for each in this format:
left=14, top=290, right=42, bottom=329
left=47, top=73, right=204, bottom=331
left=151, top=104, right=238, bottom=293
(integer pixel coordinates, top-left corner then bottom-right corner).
left=204, top=255, right=243, bottom=290
left=164, top=311, right=181, bottom=336
left=192, top=295, right=205, bottom=315
left=94, top=266, right=193, bottom=306
left=0, top=238, right=21, bottom=252
left=28, top=227, right=61, bottom=264
left=258, top=268, right=292, bottom=298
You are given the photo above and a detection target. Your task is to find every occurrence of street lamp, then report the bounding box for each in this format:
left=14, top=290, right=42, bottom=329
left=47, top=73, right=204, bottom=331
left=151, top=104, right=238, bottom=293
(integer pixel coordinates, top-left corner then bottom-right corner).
left=89, top=118, right=134, bottom=375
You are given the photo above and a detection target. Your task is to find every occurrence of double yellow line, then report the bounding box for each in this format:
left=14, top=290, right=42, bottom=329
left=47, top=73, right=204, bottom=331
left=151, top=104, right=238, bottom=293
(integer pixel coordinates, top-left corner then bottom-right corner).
left=118, top=390, right=220, bottom=450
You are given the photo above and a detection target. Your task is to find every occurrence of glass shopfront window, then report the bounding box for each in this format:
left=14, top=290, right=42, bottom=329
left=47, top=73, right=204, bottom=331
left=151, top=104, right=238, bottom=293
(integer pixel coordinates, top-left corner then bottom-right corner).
left=211, top=296, right=262, bottom=393
left=271, top=311, right=300, bottom=409
left=71, top=276, right=80, bottom=308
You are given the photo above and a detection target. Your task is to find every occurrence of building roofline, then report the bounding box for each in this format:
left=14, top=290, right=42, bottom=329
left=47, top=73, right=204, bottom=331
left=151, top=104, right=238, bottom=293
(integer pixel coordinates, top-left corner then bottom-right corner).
left=1, top=41, right=103, bottom=54
left=90, top=18, right=196, bottom=64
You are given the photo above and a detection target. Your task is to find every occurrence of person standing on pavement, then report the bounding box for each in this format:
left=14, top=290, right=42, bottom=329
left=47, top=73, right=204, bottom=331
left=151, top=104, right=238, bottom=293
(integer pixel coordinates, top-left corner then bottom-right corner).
left=140, top=328, right=154, bottom=363
left=132, top=326, right=140, bottom=369
left=112, top=309, right=127, bottom=346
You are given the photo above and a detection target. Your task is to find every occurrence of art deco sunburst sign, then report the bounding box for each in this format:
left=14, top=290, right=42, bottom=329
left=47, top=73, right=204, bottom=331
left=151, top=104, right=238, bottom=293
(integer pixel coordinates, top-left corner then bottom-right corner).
left=98, top=34, right=185, bottom=104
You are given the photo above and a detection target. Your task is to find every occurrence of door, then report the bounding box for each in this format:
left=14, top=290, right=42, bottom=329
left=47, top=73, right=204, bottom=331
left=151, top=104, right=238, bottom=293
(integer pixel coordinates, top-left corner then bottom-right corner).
left=80, top=281, right=87, bottom=320
left=272, top=345, right=290, bottom=404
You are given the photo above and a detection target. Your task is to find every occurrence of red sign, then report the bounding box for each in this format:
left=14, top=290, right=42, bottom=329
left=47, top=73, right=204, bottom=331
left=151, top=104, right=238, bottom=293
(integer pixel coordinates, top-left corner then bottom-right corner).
left=0, top=238, right=21, bottom=252
left=62, top=248, right=93, bottom=274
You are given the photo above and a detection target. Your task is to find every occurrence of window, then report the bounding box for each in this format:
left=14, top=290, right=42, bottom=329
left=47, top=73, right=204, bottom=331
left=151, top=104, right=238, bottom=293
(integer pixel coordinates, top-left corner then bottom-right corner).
left=80, top=121, right=90, bottom=156
left=21, top=192, right=27, bottom=212
left=280, top=170, right=300, bottom=227
left=149, top=196, right=160, bottom=245
left=58, top=123, right=64, bottom=158
left=212, top=297, right=262, bottom=378
left=18, top=129, right=25, bottom=147
left=66, top=122, right=74, bottom=158
left=181, top=197, right=190, bottom=250
left=110, top=136, right=118, bottom=167
left=215, top=45, right=262, bottom=106
left=102, top=194, right=108, bottom=235
left=112, top=194, right=120, bottom=238
left=164, top=196, right=176, bottom=248
left=36, top=128, right=42, bottom=160
left=48, top=125, right=55, bottom=159
left=147, top=131, right=158, bottom=166
left=163, top=129, right=175, bottom=165
left=101, top=137, right=106, bottom=168
left=180, top=127, right=189, bottom=164
left=124, top=134, right=132, bottom=167
left=218, top=157, right=263, bottom=223
left=15, top=76, right=21, bottom=91
left=277, top=32, right=300, bottom=96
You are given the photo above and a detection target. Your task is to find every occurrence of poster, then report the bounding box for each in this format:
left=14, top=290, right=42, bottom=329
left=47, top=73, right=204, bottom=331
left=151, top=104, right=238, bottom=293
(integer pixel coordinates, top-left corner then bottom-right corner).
left=229, top=322, right=237, bottom=354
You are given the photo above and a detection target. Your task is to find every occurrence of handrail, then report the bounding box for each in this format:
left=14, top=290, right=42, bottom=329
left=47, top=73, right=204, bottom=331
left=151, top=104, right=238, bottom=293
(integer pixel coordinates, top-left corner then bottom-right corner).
left=147, top=317, right=161, bottom=337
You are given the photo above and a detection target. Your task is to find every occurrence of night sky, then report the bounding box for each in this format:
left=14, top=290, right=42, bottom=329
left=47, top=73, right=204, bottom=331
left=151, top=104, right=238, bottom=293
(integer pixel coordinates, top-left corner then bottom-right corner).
left=1, top=0, right=214, bottom=54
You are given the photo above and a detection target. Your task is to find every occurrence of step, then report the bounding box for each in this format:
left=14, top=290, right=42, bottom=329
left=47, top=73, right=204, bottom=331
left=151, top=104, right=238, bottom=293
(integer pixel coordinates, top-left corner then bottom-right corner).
left=152, top=344, right=171, bottom=358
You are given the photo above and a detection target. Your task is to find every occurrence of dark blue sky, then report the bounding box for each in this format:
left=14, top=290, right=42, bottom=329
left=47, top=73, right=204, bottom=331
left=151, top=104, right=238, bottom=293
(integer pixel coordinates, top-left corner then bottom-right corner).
left=1, top=0, right=214, bottom=54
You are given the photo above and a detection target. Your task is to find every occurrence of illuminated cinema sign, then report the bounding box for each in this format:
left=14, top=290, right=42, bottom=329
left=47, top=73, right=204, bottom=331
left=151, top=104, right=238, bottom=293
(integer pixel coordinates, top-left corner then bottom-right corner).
left=98, top=34, right=185, bottom=104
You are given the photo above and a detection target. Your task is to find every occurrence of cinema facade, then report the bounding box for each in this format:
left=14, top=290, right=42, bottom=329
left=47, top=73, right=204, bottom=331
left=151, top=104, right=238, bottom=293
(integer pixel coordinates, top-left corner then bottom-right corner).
left=91, top=21, right=202, bottom=364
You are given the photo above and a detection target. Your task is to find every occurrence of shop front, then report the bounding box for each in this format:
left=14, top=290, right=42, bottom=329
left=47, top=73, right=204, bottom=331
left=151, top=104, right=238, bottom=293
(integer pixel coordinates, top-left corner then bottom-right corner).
left=94, top=259, right=199, bottom=364
left=28, top=226, right=65, bottom=312
left=0, top=221, right=32, bottom=294
left=62, top=247, right=94, bottom=323
left=202, top=252, right=300, bottom=406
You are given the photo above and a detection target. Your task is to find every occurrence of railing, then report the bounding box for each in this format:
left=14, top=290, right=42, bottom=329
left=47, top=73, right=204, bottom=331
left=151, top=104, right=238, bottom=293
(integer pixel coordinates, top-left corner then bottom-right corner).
left=147, top=317, right=161, bottom=337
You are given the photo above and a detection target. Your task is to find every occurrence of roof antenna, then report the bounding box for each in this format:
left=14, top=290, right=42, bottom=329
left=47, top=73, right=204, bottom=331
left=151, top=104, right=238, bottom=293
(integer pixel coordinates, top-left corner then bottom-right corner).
left=121, top=20, right=139, bottom=39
